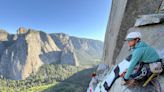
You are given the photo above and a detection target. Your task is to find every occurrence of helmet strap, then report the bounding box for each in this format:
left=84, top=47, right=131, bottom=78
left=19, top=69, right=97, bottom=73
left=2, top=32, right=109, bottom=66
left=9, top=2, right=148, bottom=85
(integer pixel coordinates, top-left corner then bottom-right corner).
left=128, top=38, right=140, bottom=51
left=134, top=38, right=140, bottom=42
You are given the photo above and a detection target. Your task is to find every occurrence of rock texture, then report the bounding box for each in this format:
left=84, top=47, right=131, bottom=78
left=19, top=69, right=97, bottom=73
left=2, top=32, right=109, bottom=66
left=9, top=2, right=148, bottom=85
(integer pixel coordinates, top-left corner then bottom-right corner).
left=60, top=48, right=79, bottom=66
left=17, top=27, right=28, bottom=34
left=159, top=0, right=164, bottom=12
left=117, top=24, right=164, bottom=63
left=134, top=14, right=164, bottom=27
left=0, top=28, right=103, bottom=80
left=0, top=29, right=8, bottom=41
left=111, top=16, right=164, bottom=92
left=0, top=29, right=61, bottom=79
left=109, top=77, right=164, bottom=92
left=114, top=21, right=164, bottom=91
left=98, top=0, right=164, bottom=92
left=103, top=0, right=163, bottom=66
left=50, top=33, right=103, bottom=66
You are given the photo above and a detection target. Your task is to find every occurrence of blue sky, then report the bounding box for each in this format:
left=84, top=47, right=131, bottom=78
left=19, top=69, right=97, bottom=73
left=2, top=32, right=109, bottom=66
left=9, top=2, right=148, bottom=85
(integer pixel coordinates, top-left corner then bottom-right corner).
left=0, top=0, right=111, bottom=41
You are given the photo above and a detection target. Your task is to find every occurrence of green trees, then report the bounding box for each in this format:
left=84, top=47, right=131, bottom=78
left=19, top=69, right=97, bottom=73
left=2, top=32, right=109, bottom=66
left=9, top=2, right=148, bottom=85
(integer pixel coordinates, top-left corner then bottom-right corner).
left=0, top=64, right=95, bottom=92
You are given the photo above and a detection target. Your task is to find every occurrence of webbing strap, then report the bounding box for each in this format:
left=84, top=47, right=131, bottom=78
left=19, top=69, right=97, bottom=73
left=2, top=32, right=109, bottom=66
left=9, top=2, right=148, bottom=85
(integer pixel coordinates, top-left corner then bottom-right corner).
left=143, top=73, right=157, bottom=87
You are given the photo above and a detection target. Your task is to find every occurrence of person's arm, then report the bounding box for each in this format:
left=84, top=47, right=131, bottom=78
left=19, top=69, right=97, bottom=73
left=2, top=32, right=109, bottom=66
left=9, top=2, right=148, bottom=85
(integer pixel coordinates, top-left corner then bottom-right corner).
left=124, top=49, right=143, bottom=80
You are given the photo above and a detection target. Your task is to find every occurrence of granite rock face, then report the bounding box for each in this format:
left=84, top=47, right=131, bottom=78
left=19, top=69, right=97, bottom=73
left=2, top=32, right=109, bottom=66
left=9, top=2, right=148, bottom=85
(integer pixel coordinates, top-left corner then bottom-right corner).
left=50, top=33, right=104, bottom=66
left=109, top=76, right=164, bottom=92
left=103, top=0, right=163, bottom=66
left=134, top=14, right=164, bottom=27
left=113, top=23, right=164, bottom=92
left=99, top=0, right=164, bottom=92
left=0, top=29, right=60, bottom=79
left=17, top=27, right=28, bottom=34
left=60, top=47, right=79, bottom=66
left=0, top=29, right=8, bottom=41
left=0, top=28, right=103, bottom=80
left=117, top=24, right=164, bottom=63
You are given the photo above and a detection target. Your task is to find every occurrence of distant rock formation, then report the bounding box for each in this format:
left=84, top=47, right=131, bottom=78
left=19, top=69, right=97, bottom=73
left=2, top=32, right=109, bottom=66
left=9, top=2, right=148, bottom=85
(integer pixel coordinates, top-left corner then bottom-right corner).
left=0, top=29, right=9, bottom=41
left=50, top=33, right=103, bottom=66
left=0, top=28, right=103, bottom=80
left=60, top=47, right=79, bottom=66
left=17, top=27, right=28, bottom=34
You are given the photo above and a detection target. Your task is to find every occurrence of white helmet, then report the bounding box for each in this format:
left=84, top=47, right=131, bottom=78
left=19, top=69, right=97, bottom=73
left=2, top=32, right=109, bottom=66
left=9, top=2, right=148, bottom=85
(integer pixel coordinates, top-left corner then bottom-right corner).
left=126, top=31, right=141, bottom=41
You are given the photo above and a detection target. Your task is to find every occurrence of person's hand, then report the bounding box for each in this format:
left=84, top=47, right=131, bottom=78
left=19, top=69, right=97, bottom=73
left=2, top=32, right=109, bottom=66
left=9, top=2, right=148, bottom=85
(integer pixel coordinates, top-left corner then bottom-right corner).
left=120, top=71, right=127, bottom=85
left=121, top=78, right=138, bottom=87
left=126, top=79, right=138, bottom=87
left=120, top=71, right=126, bottom=77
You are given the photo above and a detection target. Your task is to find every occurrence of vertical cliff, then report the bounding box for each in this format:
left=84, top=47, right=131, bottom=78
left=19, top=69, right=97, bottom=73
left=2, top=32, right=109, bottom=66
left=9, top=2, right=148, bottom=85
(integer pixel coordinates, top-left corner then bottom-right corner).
left=101, top=0, right=164, bottom=92
left=0, top=28, right=103, bottom=80
left=103, top=0, right=163, bottom=66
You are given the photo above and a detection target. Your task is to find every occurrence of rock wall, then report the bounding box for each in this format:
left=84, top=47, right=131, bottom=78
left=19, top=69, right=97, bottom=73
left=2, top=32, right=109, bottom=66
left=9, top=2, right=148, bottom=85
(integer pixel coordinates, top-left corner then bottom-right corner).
left=0, top=29, right=61, bottom=79
left=103, top=0, right=163, bottom=66
left=50, top=33, right=104, bottom=65
left=117, top=23, right=164, bottom=63
left=110, top=13, right=164, bottom=92
left=101, top=0, right=164, bottom=92
left=0, top=28, right=103, bottom=80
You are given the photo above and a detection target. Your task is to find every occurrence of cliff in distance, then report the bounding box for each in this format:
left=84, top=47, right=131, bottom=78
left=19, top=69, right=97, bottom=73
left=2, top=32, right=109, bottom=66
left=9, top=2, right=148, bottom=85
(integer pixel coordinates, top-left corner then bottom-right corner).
left=0, top=27, right=103, bottom=80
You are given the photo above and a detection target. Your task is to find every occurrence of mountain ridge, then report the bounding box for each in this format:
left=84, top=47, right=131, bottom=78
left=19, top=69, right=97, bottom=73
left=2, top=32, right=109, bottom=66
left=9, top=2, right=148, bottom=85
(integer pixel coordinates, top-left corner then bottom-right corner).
left=0, top=27, right=103, bottom=80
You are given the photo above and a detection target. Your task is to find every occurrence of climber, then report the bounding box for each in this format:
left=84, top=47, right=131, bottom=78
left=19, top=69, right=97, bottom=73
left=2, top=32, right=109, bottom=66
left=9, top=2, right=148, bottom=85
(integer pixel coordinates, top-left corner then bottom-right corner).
left=91, top=72, right=98, bottom=84
left=88, top=72, right=98, bottom=92
left=122, top=31, right=163, bottom=87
